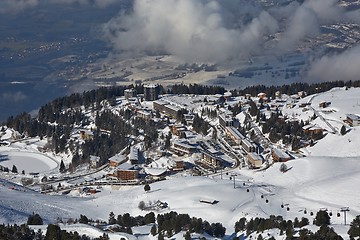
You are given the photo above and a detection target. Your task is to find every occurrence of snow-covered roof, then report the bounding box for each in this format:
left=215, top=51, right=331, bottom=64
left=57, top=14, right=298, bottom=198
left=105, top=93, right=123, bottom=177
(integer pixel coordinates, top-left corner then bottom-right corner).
left=235, top=112, right=247, bottom=124
left=144, top=83, right=158, bottom=88
left=144, top=167, right=167, bottom=176
left=242, top=139, right=256, bottom=148
left=173, top=141, right=196, bottom=149
left=79, top=129, right=94, bottom=135
left=248, top=152, right=263, bottom=161
left=272, top=148, right=291, bottom=159
left=226, top=126, right=245, bottom=140
left=117, top=162, right=135, bottom=171
left=109, top=154, right=126, bottom=163
left=224, top=91, right=232, bottom=97
left=346, top=114, right=360, bottom=121
left=129, top=147, right=139, bottom=160
left=207, top=148, right=220, bottom=155
left=303, top=124, right=323, bottom=131
left=90, top=155, right=100, bottom=162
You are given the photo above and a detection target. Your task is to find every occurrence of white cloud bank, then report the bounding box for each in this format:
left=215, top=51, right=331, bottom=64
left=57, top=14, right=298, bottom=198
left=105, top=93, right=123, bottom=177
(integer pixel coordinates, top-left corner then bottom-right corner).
left=102, top=0, right=279, bottom=62
left=102, top=0, right=360, bottom=63
left=307, top=45, right=360, bottom=82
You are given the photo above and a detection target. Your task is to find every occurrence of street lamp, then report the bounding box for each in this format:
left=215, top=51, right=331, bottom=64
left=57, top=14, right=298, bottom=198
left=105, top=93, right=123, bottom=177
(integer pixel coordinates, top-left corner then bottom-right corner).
left=340, top=207, right=349, bottom=225
left=230, top=174, right=237, bottom=189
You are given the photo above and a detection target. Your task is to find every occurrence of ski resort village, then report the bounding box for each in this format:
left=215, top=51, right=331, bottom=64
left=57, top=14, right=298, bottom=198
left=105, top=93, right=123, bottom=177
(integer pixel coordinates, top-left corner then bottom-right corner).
left=1, top=82, right=360, bottom=239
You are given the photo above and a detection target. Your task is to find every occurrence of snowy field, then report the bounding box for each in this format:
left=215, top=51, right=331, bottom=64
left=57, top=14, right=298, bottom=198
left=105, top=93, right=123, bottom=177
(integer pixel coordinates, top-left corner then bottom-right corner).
left=88, top=54, right=304, bottom=90
left=1, top=157, right=359, bottom=239
left=283, top=87, right=360, bottom=157
left=0, top=151, right=58, bottom=174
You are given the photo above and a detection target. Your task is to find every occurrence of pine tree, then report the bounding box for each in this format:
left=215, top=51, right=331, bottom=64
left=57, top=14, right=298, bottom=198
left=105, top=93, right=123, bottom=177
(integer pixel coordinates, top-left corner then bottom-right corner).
left=12, top=165, right=18, bottom=173
left=184, top=231, right=191, bottom=240
left=158, top=232, right=164, bottom=240
left=314, top=210, right=330, bottom=226
left=164, top=133, right=171, bottom=149
left=79, top=214, right=89, bottom=224
left=27, top=213, right=43, bottom=225
left=144, top=184, right=151, bottom=192
left=348, top=216, right=360, bottom=238
left=145, top=212, right=155, bottom=224
left=340, top=125, right=346, bottom=135
left=138, top=201, right=145, bottom=210
left=151, top=225, right=157, bottom=236
left=45, top=224, right=62, bottom=240
left=280, top=163, right=288, bottom=173
left=108, top=212, right=116, bottom=224
left=59, top=160, right=66, bottom=173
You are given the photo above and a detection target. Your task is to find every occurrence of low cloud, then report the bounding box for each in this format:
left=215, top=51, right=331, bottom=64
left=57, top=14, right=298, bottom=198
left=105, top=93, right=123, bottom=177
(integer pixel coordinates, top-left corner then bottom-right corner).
left=307, top=45, right=360, bottom=82
left=276, top=0, right=344, bottom=52
left=102, top=0, right=353, bottom=62
left=102, top=0, right=278, bottom=63
left=2, top=91, right=28, bottom=102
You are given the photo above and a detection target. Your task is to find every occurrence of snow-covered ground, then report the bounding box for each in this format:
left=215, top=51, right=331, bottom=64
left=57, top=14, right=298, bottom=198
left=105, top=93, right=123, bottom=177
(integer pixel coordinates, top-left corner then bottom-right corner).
left=1, top=87, right=360, bottom=239
left=0, top=156, right=358, bottom=239
left=0, top=150, right=58, bottom=174
left=283, top=87, right=360, bottom=157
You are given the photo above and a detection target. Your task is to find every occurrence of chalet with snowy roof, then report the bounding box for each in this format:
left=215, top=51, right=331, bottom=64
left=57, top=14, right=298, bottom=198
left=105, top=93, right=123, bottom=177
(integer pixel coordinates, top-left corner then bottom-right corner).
left=128, top=146, right=139, bottom=165
left=219, top=114, right=234, bottom=128
left=124, top=88, right=137, bottom=100
left=247, top=152, right=263, bottom=168
left=144, top=167, right=167, bottom=178
left=108, top=154, right=126, bottom=167
left=298, top=91, right=306, bottom=98
left=79, top=129, right=94, bottom=141
left=183, top=113, right=195, bottom=125
left=257, top=92, right=267, bottom=99
left=200, top=150, right=223, bottom=169
left=153, top=100, right=182, bottom=119
left=241, top=139, right=258, bottom=153
left=346, top=114, right=360, bottom=127
left=223, top=91, right=232, bottom=101
left=136, top=109, right=152, bottom=121
left=271, top=149, right=292, bottom=162
left=153, top=100, right=166, bottom=112
left=302, top=124, right=323, bottom=135
left=171, top=159, right=184, bottom=171
left=89, top=155, right=100, bottom=169
left=319, top=101, right=331, bottom=108
left=116, top=162, right=138, bottom=181
left=290, top=94, right=301, bottom=100
left=225, top=126, right=245, bottom=144
left=126, top=97, right=140, bottom=108
left=299, top=102, right=311, bottom=108
left=170, top=124, right=187, bottom=137
left=172, top=141, right=197, bottom=156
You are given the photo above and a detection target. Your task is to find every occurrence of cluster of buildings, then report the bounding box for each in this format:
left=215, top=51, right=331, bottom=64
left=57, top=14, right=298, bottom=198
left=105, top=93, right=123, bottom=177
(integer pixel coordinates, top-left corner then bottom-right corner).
left=105, top=147, right=141, bottom=181
left=95, top=84, right=360, bottom=180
